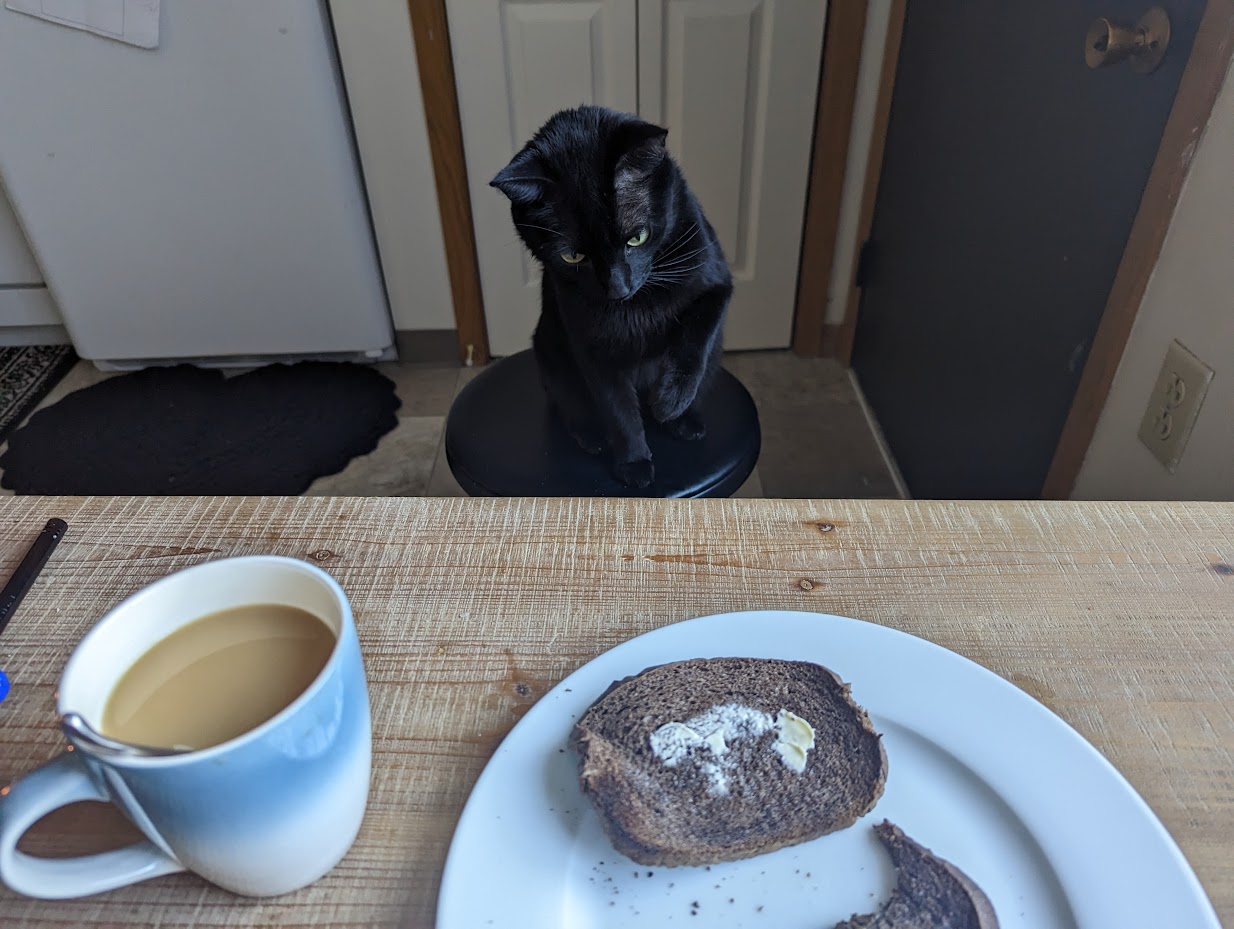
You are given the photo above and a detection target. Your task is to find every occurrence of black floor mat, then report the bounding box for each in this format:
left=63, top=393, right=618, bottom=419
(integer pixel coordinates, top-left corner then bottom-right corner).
left=0, top=362, right=400, bottom=495
left=0, top=345, right=78, bottom=443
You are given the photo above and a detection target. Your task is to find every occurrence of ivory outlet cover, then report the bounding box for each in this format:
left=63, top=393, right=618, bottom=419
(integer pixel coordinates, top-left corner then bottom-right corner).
left=1137, top=339, right=1213, bottom=473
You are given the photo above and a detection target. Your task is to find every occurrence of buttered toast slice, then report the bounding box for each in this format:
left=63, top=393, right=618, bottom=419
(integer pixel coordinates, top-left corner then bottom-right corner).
left=572, top=657, right=888, bottom=867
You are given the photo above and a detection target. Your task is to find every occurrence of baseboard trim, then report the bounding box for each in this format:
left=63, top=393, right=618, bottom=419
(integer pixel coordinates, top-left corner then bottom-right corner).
left=849, top=368, right=910, bottom=499
left=396, top=329, right=460, bottom=363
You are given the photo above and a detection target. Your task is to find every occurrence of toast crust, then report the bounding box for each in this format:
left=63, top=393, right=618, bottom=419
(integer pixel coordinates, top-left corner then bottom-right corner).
left=834, top=821, right=1000, bottom=928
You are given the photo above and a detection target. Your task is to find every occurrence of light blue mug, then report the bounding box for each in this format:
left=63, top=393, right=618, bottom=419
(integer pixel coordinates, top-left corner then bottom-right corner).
left=0, top=556, right=371, bottom=899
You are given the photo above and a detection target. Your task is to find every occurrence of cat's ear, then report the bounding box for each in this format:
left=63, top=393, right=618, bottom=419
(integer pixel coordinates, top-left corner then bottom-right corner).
left=491, top=150, right=550, bottom=205
left=614, top=121, right=668, bottom=181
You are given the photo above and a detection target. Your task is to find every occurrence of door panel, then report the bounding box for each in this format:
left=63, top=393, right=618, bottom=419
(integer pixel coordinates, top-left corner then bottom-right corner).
left=852, top=0, right=1204, bottom=498
left=449, top=1, right=638, bottom=356
left=639, top=0, right=827, bottom=349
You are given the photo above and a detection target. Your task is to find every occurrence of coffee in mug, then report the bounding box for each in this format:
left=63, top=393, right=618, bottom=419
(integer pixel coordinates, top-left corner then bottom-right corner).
left=102, top=604, right=336, bottom=751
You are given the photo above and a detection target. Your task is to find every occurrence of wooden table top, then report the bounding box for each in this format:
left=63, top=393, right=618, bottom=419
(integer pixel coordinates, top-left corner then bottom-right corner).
left=0, top=496, right=1230, bottom=927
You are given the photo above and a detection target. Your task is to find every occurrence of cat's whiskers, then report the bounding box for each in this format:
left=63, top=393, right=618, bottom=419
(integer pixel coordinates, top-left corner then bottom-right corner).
left=656, top=222, right=699, bottom=259
left=654, top=234, right=700, bottom=267
left=650, top=264, right=701, bottom=277
left=514, top=222, right=560, bottom=236
left=655, top=244, right=710, bottom=270
left=658, top=238, right=708, bottom=260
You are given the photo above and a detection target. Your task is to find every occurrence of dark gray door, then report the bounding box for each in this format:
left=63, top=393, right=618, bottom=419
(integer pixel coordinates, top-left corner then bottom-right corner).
left=852, top=1, right=1204, bottom=498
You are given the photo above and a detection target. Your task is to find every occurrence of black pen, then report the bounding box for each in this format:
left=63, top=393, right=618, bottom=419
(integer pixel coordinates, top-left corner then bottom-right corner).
left=0, top=518, right=68, bottom=639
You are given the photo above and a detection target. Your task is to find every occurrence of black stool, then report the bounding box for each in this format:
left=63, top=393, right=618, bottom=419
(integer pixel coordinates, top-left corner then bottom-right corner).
left=445, top=350, right=760, bottom=497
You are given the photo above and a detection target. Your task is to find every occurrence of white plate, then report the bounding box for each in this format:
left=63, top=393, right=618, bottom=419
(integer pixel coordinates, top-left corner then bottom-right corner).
left=437, top=611, right=1218, bottom=928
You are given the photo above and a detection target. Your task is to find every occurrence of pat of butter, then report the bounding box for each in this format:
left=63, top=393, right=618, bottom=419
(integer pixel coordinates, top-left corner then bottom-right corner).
left=648, top=703, right=815, bottom=793
left=773, top=709, right=815, bottom=773
left=703, top=729, right=728, bottom=755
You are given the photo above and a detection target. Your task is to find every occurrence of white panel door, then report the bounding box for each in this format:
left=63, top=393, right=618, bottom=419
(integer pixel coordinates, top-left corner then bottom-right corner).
left=639, top=0, right=827, bottom=349
left=448, top=1, right=638, bottom=356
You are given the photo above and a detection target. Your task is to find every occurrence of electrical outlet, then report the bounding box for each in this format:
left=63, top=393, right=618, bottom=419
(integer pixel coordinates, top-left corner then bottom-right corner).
left=1137, top=339, right=1213, bottom=473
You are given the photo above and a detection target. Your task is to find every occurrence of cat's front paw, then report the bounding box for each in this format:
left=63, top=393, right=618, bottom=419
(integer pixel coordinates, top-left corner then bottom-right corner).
left=650, top=380, right=696, bottom=424
left=665, top=410, right=706, bottom=441
left=614, top=457, right=655, bottom=489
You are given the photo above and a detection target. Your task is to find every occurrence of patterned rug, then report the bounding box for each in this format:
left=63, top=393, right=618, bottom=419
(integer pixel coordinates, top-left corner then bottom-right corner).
left=0, top=345, right=77, bottom=443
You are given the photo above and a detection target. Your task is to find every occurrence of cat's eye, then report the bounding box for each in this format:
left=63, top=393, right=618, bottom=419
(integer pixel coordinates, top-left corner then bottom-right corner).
left=627, top=228, right=650, bottom=248
left=560, top=251, right=586, bottom=264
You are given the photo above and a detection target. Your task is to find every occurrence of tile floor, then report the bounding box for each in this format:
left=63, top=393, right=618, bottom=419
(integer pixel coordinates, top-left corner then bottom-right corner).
left=6, top=352, right=904, bottom=499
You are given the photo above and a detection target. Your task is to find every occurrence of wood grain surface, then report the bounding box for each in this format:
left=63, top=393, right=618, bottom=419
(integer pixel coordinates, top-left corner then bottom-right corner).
left=0, top=496, right=1230, bottom=927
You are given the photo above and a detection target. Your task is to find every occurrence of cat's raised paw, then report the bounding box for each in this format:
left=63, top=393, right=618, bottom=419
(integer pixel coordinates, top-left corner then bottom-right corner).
left=614, top=458, right=655, bottom=488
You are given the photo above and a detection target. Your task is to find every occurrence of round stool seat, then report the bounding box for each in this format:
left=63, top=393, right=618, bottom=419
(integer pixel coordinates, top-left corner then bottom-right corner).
left=445, top=350, right=760, bottom=497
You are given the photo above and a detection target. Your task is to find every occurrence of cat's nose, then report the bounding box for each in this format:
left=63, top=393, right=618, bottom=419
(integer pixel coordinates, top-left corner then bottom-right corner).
left=607, top=270, right=636, bottom=301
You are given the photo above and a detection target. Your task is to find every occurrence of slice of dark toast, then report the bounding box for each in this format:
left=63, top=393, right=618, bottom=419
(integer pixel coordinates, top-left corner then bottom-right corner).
left=571, top=657, right=887, bottom=866
left=835, top=821, right=999, bottom=928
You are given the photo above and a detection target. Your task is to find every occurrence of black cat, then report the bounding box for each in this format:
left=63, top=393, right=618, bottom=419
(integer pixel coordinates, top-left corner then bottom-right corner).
left=491, top=105, right=732, bottom=489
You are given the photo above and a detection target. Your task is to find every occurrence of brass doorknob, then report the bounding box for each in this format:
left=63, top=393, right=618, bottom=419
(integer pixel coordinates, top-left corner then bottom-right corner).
left=1086, top=7, right=1170, bottom=73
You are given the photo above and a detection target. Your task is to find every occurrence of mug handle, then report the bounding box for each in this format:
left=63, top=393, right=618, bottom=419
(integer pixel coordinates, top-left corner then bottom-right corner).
left=0, top=751, right=184, bottom=899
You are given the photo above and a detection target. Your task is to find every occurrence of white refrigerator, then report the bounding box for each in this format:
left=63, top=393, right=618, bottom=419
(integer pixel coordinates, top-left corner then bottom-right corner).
left=0, top=0, right=394, bottom=367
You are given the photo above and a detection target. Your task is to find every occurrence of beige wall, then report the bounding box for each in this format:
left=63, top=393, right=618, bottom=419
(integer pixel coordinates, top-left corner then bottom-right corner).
left=1072, top=58, right=1234, bottom=500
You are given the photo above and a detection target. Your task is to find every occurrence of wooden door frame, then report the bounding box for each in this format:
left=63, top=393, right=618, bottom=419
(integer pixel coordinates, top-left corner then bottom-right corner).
left=791, top=0, right=868, bottom=356
left=791, top=0, right=906, bottom=358
left=828, top=0, right=906, bottom=364
left=797, top=0, right=1234, bottom=498
left=408, top=0, right=490, bottom=366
